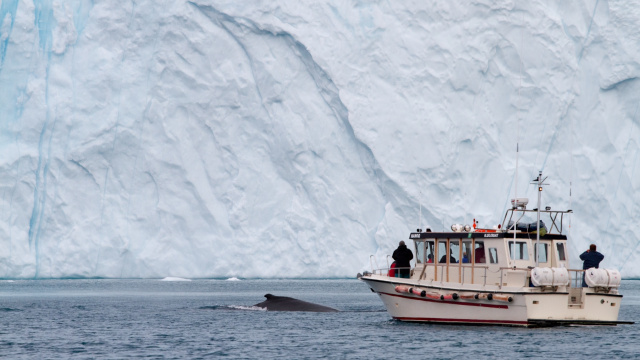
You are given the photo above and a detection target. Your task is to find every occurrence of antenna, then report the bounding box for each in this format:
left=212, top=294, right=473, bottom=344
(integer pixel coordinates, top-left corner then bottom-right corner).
left=419, top=190, right=422, bottom=231
left=531, top=171, right=548, bottom=267
left=569, top=109, right=574, bottom=238
left=512, top=8, right=524, bottom=265
left=512, top=141, right=519, bottom=263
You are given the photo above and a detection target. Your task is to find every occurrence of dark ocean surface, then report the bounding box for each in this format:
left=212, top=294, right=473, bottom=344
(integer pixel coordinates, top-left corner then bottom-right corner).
left=0, top=279, right=638, bottom=359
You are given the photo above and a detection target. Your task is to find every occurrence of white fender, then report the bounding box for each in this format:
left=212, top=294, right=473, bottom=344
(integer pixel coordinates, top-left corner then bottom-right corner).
left=585, top=268, right=621, bottom=288
left=531, top=267, right=569, bottom=287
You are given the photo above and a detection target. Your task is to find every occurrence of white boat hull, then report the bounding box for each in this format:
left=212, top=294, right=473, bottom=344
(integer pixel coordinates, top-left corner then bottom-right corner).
left=361, top=275, right=625, bottom=327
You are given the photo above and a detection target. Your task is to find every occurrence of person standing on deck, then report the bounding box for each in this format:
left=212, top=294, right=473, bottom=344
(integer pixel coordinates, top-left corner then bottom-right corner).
left=580, top=244, right=604, bottom=287
left=392, top=241, right=414, bottom=278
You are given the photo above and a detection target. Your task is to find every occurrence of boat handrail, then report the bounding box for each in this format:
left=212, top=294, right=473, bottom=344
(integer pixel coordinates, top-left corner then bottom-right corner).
left=414, top=263, right=492, bottom=286
left=501, top=208, right=573, bottom=235
left=498, top=267, right=532, bottom=271
left=369, top=255, right=379, bottom=273
left=371, top=264, right=591, bottom=289
left=567, top=268, right=586, bottom=288
left=369, top=266, right=412, bottom=277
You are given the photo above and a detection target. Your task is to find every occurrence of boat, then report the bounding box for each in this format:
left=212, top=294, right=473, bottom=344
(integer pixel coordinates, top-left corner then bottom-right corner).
left=358, top=172, right=633, bottom=327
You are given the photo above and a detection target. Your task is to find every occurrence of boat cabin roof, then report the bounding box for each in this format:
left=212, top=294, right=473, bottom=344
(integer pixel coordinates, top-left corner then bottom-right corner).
left=409, top=232, right=567, bottom=241
left=409, top=208, right=571, bottom=241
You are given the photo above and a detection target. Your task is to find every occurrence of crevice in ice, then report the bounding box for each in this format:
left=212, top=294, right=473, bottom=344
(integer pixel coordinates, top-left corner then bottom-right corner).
left=28, top=1, right=57, bottom=278
left=537, top=1, right=602, bottom=178
left=145, top=170, right=160, bottom=208
left=71, top=0, right=93, bottom=39
left=577, top=0, right=600, bottom=64
left=188, top=3, right=270, bottom=118
left=69, top=159, right=99, bottom=187
left=0, top=0, right=19, bottom=72
left=189, top=2, right=427, bottom=239
left=600, top=77, right=639, bottom=92
left=33, top=0, right=54, bottom=54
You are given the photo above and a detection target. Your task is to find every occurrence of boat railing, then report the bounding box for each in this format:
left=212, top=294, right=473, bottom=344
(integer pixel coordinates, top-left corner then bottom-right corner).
left=369, top=261, right=493, bottom=286
left=368, top=262, right=555, bottom=289
left=368, top=255, right=399, bottom=276
left=368, top=266, right=412, bottom=277
left=459, top=265, right=489, bottom=286
left=501, top=208, right=573, bottom=235
left=567, top=269, right=586, bottom=288
left=369, top=255, right=379, bottom=274
left=418, top=263, right=491, bottom=285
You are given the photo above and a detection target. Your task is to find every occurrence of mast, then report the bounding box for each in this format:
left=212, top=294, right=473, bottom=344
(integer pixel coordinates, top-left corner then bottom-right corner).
left=512, top=142, right=518, bottom=264
left=532, top=171, right=548, bottom=266
left=513, top=9, right=524, bottom=266
left=419, top=191, right=422, bottom=231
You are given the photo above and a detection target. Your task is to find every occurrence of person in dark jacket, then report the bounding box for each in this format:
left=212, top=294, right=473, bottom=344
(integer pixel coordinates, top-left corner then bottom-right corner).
left=580, top=244, right=604, bottom=287
left=392, top=241, right=413, bottom=278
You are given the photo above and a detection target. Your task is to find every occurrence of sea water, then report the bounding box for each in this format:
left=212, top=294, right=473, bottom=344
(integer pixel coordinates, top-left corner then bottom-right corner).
left=0, top=279, right=638, bottom=359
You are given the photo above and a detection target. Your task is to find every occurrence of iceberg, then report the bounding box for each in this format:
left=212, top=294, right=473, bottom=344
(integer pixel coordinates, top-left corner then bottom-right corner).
left=0, top=1, right=638, bottom=279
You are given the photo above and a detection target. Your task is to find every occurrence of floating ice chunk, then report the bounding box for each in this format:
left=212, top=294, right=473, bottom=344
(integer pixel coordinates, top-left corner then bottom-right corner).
left=160, top=277, right=191, bottom=282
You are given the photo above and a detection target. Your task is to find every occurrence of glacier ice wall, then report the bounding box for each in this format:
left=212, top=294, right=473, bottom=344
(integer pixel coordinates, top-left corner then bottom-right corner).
left=0, top=0, right=638, bottom=278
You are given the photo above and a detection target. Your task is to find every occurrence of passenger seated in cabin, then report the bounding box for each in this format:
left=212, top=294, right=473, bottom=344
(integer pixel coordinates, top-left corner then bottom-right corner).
left=475, top=244, right=486, bottom=263
left=392, top=241, right=414, bottom=278
left=427, top=254, right=434, bottom=263
left=462, top=252, right=470, bottom=263
left=439, top=249, right=457, bottom=264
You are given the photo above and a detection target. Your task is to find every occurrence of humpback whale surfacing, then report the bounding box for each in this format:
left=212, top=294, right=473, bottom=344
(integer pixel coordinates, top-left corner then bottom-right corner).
left=254, top=294, right=339, bottom=312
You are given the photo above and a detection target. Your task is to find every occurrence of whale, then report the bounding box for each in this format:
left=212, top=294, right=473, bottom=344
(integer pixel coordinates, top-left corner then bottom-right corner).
left=253, top=294, right=339, bottom=312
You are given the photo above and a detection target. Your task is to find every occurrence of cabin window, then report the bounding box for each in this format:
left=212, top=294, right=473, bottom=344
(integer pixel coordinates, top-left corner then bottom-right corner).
left=415, top=241, right=424, bottom=264
left=439, top=240, right=459, bottom=263
left=474, top=241, right=486, bottom=263
left=535, top=243, right=548, bottom=263
left=426, top=240, right=435, bottom=263
left=488, top=248, right=498, bottom=264
left=509, top=241, right=529, bottom=260
left=556, top=242, right=566, bottom=261
left=448, top=240, right=460, bottom=263
left=462, top=240, right=473, bottom=263
left=437, top=241, right=448, bottom=264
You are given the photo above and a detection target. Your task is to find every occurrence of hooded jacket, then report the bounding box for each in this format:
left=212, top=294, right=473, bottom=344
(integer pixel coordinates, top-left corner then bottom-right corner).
left=392, top=244, right=414, bottom=271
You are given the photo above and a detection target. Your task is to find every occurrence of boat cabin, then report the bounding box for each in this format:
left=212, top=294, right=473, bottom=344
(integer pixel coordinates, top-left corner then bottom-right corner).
left=408, top=208, right=572, bottom=288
